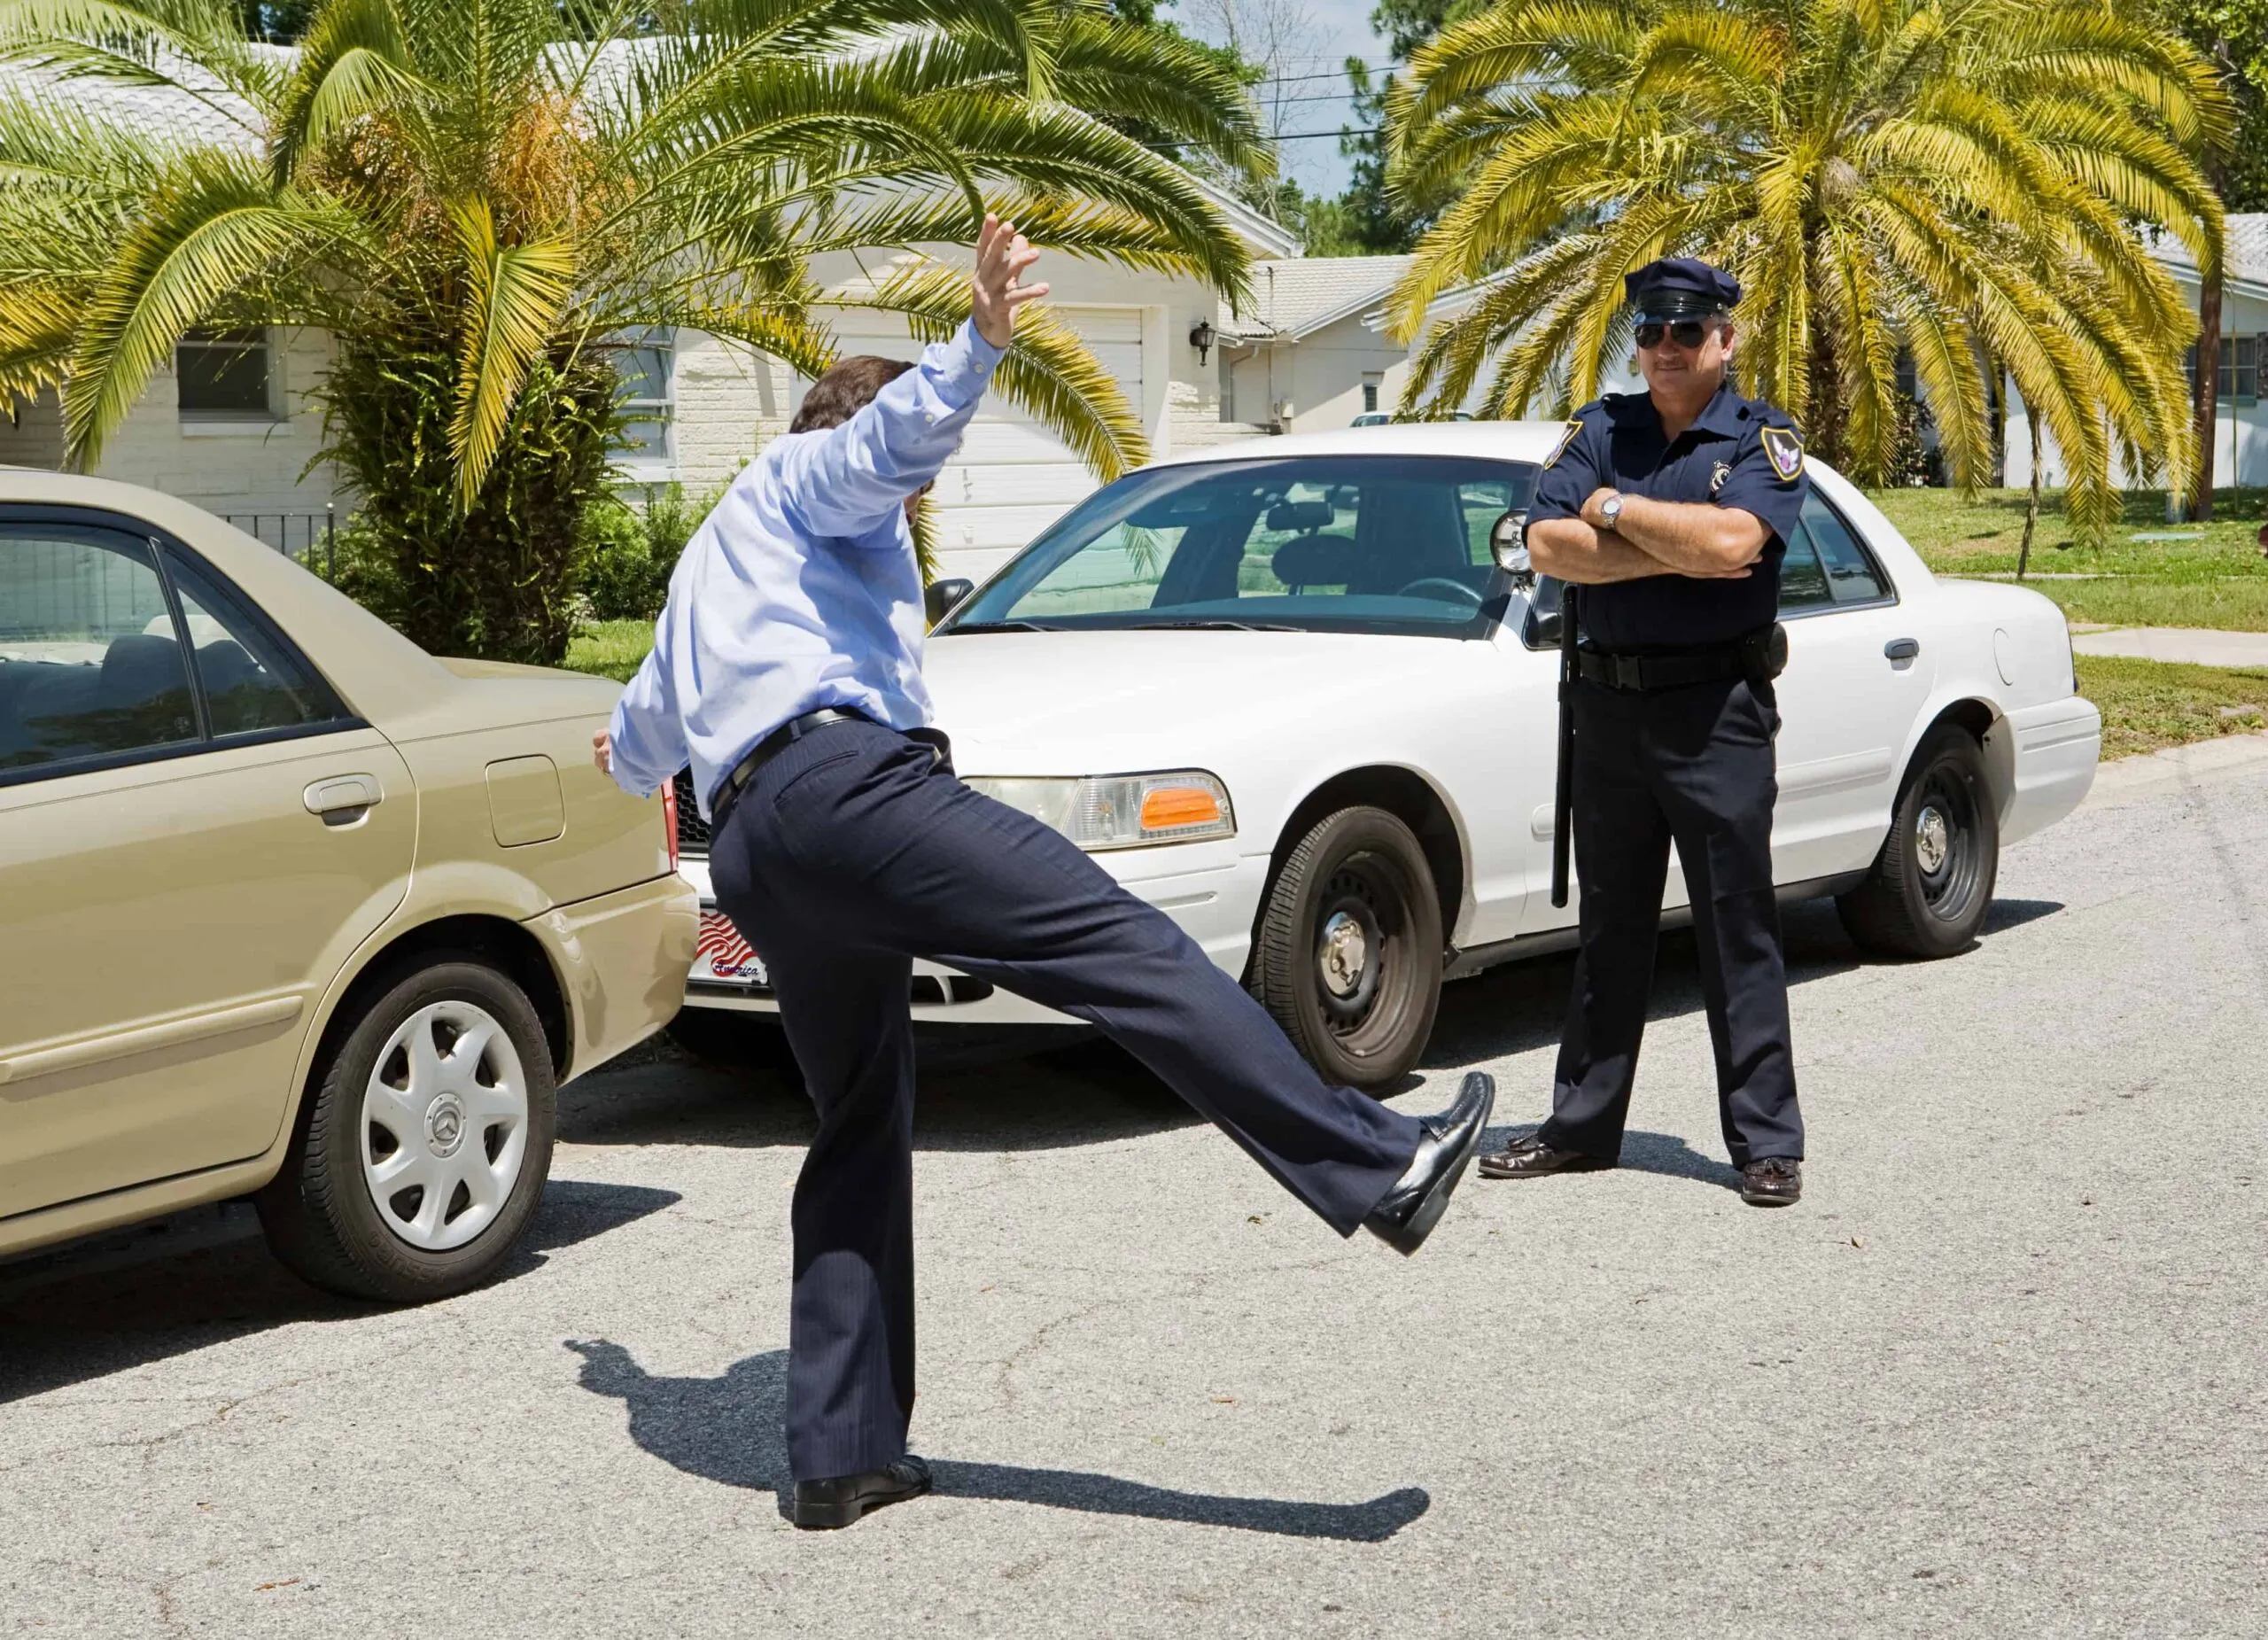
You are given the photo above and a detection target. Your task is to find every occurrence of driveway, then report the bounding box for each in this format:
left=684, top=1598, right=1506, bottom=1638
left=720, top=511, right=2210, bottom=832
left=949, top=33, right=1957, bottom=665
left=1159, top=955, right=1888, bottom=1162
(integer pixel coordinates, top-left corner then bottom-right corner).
left=5, top=748, right=2264, bottom=1638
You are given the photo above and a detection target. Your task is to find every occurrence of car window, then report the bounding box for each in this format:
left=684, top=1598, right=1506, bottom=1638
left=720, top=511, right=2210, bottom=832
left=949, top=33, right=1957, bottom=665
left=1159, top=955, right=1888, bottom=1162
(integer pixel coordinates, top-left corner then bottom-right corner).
left=0, top=525, right=198, bottom=775
left=161, top=548, right=348, bottom=737
left=1778, top=525, right=1832, bottom=613
left=1803, top=495, right=1891, bottom=602
left=945, top=455, right=1538, bottom=638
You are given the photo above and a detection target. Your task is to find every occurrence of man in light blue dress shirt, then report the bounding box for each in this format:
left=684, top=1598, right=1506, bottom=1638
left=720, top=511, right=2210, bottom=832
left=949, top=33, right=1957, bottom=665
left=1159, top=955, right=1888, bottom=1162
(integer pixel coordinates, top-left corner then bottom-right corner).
left=597, top=217, right=1493, bottom=1529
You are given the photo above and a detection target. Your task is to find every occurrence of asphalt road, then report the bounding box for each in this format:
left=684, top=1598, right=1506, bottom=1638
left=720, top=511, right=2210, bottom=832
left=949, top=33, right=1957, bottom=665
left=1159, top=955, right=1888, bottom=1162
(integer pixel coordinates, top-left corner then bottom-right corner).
left=5, top=743, right=2265, bottom=1638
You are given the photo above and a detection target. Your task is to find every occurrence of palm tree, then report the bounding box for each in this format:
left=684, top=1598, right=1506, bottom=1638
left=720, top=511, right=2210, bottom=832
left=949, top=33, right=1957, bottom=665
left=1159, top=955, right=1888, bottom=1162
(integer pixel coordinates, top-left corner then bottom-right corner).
left=1379, top=0, right=2230, bottom=532
left=0, top=0, right=1266, bottom=659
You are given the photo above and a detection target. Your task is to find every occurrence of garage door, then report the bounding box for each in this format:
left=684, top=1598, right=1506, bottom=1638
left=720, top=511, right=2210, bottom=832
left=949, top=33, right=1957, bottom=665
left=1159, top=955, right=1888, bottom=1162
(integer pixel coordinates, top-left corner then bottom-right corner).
left=818, top=307, right=1145, bottom=579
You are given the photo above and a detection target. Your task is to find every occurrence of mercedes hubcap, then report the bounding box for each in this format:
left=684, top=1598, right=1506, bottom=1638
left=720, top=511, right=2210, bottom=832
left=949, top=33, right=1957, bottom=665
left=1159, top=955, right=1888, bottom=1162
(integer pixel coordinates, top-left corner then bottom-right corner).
left=1319, top=910, right=1370, bottom=998
left=1915, top=805, right=1951, bottom=875
left=361, top=1000, right=528, bottom=1253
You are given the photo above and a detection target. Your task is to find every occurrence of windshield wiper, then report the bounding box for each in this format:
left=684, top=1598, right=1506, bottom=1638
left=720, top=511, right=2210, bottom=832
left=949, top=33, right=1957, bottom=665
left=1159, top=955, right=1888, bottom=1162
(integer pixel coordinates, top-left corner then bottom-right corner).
left=1127, top=618, right=1301, bottom=633
left=943, top=619, right=1060, bottom=633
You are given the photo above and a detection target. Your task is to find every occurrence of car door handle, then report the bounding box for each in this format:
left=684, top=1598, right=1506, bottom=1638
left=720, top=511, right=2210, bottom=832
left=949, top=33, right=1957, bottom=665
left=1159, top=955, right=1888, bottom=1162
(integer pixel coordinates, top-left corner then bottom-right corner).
left=1884, top=638, right=1921, bottom=663
left=304, top=773, right=384, bottom=824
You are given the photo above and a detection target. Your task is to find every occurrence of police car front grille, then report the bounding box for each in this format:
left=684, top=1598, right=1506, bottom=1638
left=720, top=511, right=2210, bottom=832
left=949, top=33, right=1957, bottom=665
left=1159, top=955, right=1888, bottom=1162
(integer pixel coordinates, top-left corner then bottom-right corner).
left=672, top=767, right=710, bottom=856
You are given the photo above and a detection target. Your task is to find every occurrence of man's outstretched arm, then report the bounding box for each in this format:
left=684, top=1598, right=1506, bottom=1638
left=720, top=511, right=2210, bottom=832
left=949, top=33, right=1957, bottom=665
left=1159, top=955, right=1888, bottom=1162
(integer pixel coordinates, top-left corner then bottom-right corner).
left=778, top=214, right=1050, bottom=540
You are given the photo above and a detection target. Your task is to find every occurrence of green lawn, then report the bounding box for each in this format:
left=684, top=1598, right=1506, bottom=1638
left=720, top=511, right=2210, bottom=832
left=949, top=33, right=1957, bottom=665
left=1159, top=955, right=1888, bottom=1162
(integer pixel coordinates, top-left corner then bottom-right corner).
left=1865, top=486, right=2268, bottom=630
left=2077, top=654, right=2268, bottom=760
left=563, top=618, right=653, bottom=682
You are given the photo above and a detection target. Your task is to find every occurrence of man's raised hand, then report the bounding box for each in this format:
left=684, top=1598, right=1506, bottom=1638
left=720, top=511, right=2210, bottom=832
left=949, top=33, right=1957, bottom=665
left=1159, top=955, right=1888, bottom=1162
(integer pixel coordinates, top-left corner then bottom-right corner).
left=972, top=214, right=1048, bottom=349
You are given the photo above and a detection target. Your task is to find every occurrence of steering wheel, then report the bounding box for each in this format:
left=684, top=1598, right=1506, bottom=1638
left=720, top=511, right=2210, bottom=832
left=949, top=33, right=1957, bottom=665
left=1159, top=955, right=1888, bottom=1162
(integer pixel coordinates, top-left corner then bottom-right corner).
left=1394, top=577, right=1485, bottom=610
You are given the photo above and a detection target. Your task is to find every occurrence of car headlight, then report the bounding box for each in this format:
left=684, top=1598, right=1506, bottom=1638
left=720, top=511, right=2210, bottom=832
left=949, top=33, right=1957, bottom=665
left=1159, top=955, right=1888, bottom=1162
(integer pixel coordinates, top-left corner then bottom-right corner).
left=966, top=771, right=1236, bottom=851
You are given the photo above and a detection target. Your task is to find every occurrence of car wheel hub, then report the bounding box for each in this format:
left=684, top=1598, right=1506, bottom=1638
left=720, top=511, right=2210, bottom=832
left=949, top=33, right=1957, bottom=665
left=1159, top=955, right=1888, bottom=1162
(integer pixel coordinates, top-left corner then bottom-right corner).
left=425, top=1093, right=466, bottom=1158
left=1320, top=910, right=1370, bottom=998
left=361, top=1000, right=528, bottom=1254
left=1915, top=805, right=1950, bottom=874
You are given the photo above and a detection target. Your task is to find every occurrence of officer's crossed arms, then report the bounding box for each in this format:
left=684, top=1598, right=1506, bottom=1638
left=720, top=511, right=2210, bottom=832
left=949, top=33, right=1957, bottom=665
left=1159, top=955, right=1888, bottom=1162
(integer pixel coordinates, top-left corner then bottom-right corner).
left=1526, top=307, right=1781, bottom=587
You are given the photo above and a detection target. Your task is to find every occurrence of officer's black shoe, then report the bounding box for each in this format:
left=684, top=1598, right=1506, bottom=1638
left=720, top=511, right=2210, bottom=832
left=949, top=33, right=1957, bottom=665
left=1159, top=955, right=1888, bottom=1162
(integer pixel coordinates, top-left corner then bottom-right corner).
left=1740, top=1157, right=1803, bottom=1207
left=1476, top=1132, right=1616, bottom=1179
left=791, top=1455, right=933, bottom=1530
left=1363, top=1072, right=1495, bottom=1256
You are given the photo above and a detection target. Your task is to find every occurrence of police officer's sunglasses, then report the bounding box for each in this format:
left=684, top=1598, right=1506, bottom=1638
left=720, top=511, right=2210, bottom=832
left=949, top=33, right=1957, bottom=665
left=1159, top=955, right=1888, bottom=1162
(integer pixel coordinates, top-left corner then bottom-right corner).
left=1635, top=318, right=1720, bottom=351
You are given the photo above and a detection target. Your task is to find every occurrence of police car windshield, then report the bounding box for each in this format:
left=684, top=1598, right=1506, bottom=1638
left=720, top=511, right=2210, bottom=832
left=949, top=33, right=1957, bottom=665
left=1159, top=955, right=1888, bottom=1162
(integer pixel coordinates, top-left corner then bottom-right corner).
left=938, top=455, right=1538, bottom=639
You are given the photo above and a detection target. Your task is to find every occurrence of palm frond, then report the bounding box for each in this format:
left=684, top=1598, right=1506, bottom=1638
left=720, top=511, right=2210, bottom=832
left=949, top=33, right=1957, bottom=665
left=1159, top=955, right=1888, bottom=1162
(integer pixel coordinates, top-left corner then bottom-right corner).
left=448, top=193, right=575, bottom=509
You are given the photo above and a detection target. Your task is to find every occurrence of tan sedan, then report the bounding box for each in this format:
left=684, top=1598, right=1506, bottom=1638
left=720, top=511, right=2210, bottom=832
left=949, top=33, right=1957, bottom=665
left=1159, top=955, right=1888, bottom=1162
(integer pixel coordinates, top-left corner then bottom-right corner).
left=0, top=472, right=696, bottom=1301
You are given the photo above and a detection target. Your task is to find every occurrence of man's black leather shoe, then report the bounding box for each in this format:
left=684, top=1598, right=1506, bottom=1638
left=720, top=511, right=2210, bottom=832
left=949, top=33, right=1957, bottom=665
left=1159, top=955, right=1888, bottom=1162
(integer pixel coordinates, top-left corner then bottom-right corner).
left=1476, top=1132, right=1615, bottom=1179
left=1740, top=1157, right=1802, bottom=1207
left=1363, top=1072, right=1495, bottom=1255
left=791, top=1455, right=933, bottom=1529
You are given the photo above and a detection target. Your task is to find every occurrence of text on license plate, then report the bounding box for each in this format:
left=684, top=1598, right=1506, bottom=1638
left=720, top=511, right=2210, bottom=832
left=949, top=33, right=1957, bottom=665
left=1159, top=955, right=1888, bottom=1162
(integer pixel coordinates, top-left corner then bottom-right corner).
left=695, top=909, right=770, bottom=986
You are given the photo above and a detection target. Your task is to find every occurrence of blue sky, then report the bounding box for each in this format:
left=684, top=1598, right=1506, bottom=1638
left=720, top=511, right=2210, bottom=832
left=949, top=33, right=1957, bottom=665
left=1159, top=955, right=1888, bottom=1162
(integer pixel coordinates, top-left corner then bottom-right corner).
left=1174, top=0, right=1396, bottom=200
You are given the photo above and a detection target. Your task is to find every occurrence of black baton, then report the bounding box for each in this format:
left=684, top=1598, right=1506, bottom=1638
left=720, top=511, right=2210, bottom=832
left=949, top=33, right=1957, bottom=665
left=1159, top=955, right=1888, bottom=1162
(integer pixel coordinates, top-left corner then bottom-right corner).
left=1550, top=582, right=1577, bottom=909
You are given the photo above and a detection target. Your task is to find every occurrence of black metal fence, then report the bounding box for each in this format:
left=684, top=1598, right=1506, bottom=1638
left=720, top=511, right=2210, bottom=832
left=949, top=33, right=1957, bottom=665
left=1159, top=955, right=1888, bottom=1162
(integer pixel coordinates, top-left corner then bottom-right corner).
left=222, top=508, right=338, bottom=581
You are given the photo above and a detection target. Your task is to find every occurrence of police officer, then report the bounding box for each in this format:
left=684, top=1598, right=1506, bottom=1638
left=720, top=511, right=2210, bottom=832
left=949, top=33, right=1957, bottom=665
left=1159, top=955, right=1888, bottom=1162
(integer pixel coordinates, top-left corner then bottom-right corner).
left=594, top=217, right=1494, bottom=1530
left=1480, top=256, right=1808, bottom=1206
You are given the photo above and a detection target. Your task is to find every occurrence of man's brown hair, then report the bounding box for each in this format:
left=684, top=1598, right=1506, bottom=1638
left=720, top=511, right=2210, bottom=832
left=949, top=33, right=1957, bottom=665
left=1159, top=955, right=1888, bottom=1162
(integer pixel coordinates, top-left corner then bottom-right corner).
left=790, top=354, right=917, bottom=433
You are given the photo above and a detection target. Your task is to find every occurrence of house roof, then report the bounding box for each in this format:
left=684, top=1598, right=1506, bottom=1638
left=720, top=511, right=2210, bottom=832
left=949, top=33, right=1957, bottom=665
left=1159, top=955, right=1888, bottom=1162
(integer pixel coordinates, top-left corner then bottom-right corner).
left=2149, top=214, right=2268, bottom=298
left=1219, top=254, right=1415, bottom=341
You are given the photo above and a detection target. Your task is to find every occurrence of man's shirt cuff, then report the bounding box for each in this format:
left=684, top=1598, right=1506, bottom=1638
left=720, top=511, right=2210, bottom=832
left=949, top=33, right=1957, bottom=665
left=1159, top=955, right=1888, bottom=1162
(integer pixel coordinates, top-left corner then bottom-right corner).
left=934, top=319, right=1006, bottom=410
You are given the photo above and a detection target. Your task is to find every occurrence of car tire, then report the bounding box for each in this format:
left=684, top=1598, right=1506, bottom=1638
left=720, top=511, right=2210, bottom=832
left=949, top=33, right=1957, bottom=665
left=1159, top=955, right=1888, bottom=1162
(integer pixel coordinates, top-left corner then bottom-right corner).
left=256, top=957, right=556, bottom=1303
left=1254, top=806, right=1443, bottom=1093
left=1837, top=722, right=2000, bottom=959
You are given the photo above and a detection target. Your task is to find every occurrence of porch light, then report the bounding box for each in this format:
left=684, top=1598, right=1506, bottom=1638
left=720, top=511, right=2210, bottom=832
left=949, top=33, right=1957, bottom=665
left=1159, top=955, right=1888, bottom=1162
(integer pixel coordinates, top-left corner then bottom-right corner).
left=1189, top=319, right=1215, bottom=365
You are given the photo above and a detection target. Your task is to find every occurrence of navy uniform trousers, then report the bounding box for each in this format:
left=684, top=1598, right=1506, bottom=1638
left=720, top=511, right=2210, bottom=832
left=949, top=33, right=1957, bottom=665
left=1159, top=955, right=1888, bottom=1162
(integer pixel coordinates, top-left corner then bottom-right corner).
left=1539, top=674, right=1805, bottom=1168
left=707, top=719, right=1424, bottom=1481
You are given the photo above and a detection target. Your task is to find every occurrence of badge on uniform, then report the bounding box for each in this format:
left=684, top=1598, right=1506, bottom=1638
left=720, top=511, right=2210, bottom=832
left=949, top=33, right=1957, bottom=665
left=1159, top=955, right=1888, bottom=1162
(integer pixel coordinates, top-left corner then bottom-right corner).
left=1760, top=425, right=1805, bottom=481
left=1710, top=461, right=1731, bottom=495
left=1546, top=418, right=1585, bottom=469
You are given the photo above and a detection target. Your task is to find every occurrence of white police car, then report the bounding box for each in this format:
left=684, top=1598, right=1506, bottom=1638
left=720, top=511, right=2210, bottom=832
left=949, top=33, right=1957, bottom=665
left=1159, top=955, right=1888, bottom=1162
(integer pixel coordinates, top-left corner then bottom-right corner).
left=668, top=421, right=2100, bottom=1089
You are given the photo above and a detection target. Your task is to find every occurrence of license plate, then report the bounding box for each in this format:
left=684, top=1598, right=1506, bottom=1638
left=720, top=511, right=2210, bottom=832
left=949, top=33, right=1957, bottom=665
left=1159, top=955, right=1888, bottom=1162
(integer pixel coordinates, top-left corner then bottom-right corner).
left=693, top=908, right=770, bottom=987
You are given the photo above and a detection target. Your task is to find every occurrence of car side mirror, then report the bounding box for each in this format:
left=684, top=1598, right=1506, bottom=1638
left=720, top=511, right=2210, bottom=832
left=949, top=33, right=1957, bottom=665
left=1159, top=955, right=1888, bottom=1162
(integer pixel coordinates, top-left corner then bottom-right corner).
left=1490, top=509, right=1530, bottom=577
left=925, top=577, right=975, bottom=626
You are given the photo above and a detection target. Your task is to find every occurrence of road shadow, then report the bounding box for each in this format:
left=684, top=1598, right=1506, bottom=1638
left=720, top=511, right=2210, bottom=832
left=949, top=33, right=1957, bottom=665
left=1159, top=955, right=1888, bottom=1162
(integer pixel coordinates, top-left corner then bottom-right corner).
left=565, top=1340, right=1428, bottom=1543
left=558, top=1033, right=1202, bottom=1156
left=564, top=893, right=2071, bottom=1154
left=0, top=1178, right=679, bottom=1404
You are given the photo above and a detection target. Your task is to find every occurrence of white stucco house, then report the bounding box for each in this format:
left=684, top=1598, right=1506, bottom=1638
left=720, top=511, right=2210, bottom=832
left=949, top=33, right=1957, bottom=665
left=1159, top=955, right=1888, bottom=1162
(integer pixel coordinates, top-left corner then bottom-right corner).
left=1210, top=254, right=1416, bottom=432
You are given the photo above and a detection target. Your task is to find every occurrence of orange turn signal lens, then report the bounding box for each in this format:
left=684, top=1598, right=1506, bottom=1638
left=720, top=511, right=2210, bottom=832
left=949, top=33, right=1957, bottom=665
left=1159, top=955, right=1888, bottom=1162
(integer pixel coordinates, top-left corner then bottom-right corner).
left=1140, top=786, right=1222, bottom=832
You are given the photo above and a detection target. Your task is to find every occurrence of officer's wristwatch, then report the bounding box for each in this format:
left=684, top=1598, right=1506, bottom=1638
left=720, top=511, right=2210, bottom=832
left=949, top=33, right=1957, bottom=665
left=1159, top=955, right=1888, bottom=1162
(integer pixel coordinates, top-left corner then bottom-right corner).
left=1596, top=491, right=1626, bottom=529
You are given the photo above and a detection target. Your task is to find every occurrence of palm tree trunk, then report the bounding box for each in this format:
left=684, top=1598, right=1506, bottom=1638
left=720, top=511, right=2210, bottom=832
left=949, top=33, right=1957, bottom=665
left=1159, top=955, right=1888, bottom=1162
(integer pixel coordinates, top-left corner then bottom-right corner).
left=2018, top=412, right=2042, bottom=580
left=2192, top=248, right=2223, bottom=524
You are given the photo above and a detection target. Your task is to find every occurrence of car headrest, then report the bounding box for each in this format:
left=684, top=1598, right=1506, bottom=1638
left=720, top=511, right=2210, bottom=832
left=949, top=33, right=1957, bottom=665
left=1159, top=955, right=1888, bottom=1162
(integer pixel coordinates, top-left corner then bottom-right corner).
left=97, top=633, right=188, bottom=708
left=1265, top=499, right=1335, bottom=532
left=1271, top=532, right=1360, bottom=590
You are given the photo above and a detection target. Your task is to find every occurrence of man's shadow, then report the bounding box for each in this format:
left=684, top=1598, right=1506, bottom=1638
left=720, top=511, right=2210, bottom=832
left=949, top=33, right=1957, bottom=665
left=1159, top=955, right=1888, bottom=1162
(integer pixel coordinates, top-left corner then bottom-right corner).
left=565, top=1340, right=1428, bottom=1543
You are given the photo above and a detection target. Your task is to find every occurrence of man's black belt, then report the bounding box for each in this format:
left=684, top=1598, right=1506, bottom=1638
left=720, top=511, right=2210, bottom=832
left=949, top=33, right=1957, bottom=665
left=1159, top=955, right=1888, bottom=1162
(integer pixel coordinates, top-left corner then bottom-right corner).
left=1576, top=647, right=1746, bottom=692
left=708, top=708, right=874, bottom=833
left=709, top=708, right=951, bottom=834
left=1576, top=625, right=1786, bottom=693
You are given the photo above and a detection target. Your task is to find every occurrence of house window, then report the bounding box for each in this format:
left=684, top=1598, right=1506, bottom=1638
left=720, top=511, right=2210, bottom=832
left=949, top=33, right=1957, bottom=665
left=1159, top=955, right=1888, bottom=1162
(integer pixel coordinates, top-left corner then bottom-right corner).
left=1894, top=350, right=1918, bottom=403
left=2184, top=336, right=2260, bottom=402
left=614, top=328, right=675, bottom=469
left=1362, top=373, right=1382, bottom=415
left=175, top=330, right=276, bottom=419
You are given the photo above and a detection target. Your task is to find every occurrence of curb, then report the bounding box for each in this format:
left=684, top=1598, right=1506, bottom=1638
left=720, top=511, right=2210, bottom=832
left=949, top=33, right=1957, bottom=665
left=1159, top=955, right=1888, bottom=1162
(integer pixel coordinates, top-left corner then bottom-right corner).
left=2081, top=727, right=2268, bottom=812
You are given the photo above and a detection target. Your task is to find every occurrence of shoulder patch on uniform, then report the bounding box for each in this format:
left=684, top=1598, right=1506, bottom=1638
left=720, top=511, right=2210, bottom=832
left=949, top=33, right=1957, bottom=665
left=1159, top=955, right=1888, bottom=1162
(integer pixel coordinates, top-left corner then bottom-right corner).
left=1760, top=424, right=1805, bottom=481
left=1545, top=418, right=1585, bottom=469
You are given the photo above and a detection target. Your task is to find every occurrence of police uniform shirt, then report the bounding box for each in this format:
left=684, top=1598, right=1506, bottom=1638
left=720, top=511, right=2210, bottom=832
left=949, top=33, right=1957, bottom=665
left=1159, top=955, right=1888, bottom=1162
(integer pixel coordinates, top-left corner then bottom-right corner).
left=1526, top=382, right=1811, bottom=651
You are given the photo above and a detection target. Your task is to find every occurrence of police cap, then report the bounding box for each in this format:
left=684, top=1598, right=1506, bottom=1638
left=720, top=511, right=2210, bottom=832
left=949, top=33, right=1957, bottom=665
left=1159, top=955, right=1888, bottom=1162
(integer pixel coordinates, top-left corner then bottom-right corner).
left=1625, top=257, right=1742, bottom=323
